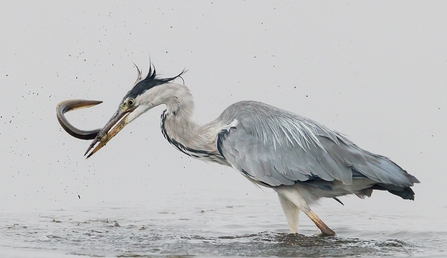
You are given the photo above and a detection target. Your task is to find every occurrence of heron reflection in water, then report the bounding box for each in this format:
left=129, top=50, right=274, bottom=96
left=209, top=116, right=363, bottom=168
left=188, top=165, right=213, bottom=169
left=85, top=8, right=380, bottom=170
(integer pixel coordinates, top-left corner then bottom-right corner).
left=57, top=64, right=419, bottom=236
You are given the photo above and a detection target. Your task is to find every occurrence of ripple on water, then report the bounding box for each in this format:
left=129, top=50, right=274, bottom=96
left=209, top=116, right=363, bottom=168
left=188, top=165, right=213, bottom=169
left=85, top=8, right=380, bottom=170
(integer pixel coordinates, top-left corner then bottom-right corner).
left=1, top=208, right=442, bottom=257
left=171, top=233, right=416, bottom=257
left=61, top=229, right=419, bottom=257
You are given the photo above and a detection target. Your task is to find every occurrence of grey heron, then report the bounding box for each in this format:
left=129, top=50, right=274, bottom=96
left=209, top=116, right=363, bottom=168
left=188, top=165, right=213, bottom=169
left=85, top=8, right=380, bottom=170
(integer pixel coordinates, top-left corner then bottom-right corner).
left=57, top=64, right=419, bottom=236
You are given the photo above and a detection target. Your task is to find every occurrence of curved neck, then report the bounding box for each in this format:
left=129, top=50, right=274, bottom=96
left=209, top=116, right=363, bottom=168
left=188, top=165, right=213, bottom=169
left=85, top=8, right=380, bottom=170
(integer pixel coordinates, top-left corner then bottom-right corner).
left=160, top=84, right=229, bottom=165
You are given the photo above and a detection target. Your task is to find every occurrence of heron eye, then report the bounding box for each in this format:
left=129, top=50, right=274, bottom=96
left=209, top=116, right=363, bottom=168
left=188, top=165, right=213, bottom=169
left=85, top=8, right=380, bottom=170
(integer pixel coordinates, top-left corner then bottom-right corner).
left=127, top=99, right=135, bottom=107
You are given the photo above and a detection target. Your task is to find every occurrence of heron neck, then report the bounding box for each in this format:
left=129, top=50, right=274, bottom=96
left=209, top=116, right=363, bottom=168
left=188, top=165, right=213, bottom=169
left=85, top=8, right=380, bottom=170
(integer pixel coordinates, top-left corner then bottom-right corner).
left=160, top=84, right=228, bottom=164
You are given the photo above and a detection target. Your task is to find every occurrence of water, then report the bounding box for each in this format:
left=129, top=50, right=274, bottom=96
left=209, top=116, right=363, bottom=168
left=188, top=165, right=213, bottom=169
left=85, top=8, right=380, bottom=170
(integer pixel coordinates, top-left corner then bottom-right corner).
left=1, top=193, right=445, bottom=257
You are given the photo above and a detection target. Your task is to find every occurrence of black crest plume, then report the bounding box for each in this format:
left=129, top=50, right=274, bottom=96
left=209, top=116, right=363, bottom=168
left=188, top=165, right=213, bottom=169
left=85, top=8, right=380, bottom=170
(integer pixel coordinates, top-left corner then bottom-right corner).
left=126, top=63, right=185, bottom=99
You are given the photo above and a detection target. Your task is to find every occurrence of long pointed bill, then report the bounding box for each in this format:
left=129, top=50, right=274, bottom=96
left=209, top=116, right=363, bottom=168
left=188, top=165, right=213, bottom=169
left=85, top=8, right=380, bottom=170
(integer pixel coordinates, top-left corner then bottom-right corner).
left=84, top=108, right=133, bottom=158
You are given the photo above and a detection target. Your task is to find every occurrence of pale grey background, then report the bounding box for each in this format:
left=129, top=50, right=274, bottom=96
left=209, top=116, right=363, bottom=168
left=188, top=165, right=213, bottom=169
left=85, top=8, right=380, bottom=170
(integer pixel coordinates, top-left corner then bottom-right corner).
left=1, top=0, right=446, bottom=233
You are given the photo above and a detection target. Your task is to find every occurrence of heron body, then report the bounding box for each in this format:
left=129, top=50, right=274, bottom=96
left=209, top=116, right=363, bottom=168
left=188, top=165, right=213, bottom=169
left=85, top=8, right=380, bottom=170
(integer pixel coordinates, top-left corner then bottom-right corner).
left=57, top=65, right=419, bottom=236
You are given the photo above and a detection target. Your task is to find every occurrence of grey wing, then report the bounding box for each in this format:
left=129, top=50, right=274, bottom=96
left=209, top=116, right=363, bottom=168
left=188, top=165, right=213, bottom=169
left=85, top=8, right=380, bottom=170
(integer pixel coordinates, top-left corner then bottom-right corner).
left=217, top=101, right=419, bottom=189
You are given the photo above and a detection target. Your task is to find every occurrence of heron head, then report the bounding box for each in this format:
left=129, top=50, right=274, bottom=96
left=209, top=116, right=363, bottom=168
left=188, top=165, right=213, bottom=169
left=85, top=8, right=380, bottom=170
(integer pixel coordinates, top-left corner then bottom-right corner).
left=84, top=64, right=184, bottom=158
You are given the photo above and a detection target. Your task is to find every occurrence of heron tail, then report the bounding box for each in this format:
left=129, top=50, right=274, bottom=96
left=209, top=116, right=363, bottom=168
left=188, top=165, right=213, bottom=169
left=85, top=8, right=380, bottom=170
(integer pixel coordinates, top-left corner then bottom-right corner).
left=388, top=187, right=415, bottom=200
left=370, top=183, right=416, bottom=200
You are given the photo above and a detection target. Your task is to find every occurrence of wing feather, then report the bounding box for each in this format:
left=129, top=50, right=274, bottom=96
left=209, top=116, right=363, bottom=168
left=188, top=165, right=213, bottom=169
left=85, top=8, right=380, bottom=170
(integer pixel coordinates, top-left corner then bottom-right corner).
left=217, top=101, right=417, bottom=188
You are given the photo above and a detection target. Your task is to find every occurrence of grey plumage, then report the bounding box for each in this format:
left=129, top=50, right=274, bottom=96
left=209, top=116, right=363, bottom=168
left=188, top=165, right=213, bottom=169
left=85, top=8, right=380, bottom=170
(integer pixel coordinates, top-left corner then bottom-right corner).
left=216, top=101, right=418, bottom=199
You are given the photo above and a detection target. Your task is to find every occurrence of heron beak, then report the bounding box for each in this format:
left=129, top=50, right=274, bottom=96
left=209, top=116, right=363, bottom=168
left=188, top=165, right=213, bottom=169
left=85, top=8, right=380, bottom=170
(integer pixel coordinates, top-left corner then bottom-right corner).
left=84, top=107, right=135, bottom=158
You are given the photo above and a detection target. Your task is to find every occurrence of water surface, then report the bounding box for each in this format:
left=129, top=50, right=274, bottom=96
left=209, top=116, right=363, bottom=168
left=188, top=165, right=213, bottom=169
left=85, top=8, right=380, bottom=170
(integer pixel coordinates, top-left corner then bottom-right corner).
left=1, top=195, right=445, bottom=257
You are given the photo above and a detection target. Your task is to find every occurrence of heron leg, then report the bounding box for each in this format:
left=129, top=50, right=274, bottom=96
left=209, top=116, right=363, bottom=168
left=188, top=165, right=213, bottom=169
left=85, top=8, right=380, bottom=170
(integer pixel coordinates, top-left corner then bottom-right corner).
left=276, top=187, right=336, bottom=236
left=277, top=193, right=300, bottom=233
left=303, top=210, right=335, bottom=237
